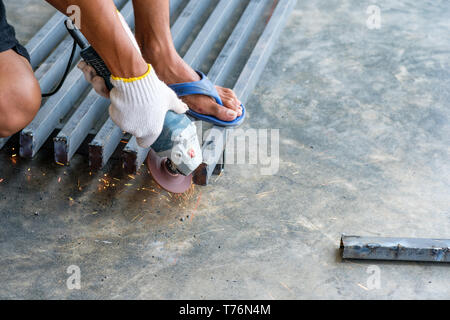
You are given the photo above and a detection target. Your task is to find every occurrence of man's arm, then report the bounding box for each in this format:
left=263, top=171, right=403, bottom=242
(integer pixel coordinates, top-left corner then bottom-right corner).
left=46, top=0, right=147, bottom=78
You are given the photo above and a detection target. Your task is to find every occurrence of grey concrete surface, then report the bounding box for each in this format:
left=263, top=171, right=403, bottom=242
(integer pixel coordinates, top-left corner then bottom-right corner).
left=1, top=0, right=449, bottom=299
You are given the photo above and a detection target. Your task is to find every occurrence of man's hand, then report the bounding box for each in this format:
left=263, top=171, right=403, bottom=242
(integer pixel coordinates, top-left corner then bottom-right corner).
left=76, top=11, right=188, bottom=148
left=109, top=65, right=188, bottom=148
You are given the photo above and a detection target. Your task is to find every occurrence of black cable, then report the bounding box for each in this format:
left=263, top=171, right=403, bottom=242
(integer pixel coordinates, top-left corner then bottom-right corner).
left=41, top=39, right=77, bottom=98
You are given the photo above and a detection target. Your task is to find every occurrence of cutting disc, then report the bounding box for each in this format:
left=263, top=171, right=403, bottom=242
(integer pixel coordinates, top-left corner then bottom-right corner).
left=146, top=149, right=192, bottom=194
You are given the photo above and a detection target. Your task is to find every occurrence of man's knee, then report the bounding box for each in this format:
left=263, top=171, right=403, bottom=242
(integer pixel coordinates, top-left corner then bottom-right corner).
left=0, top=77, right=41, bottom=137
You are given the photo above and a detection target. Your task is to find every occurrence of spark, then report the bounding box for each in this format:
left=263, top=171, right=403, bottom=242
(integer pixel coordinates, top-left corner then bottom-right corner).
left=58, top=177, right=62, bottom=183
left=357, top=283, right=369, bottom=291
left=190, top=191, right=202, bottom=222
left=256, top=190, right=276, bottom=198
left=56, top=162, right=65, bottom=166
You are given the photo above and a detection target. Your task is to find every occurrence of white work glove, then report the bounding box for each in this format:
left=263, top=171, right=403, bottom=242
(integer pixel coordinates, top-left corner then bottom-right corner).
left=109, top=65, right=188, bottom=148
left=77, top=11, right=188, bottom=148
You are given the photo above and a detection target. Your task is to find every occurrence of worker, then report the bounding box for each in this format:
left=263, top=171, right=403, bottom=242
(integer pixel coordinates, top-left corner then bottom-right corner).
left=0, top=0, right=242, bottom=147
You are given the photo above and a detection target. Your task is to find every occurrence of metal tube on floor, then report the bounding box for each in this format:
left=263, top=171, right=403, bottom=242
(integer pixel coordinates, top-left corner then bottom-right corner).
left=340, top=235, right=450, bottom=263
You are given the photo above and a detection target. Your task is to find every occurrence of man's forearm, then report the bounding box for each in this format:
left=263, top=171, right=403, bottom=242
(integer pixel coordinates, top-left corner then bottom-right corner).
left=46, top=0, right=147, bottom=78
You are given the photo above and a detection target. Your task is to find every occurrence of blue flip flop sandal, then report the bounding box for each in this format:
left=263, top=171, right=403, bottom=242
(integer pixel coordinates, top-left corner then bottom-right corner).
left=168, top=71, right=246, bottom=127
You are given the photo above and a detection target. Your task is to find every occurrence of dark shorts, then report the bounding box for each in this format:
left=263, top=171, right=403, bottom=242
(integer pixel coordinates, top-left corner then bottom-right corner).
left=0, top=0, right=30, bottom=62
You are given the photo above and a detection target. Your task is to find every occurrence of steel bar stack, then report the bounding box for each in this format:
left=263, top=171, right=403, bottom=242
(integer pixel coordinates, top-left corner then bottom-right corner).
left=0, top=0, right=296, bottom=186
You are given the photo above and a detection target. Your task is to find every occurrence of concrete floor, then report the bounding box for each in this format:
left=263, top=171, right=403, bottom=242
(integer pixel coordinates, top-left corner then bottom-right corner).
left=1, top=0, right=449, bottom=299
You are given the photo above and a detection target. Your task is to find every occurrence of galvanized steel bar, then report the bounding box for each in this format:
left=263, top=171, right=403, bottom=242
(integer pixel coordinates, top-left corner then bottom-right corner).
left=183, top=0, right=242, bottom=70
left=54, top=90, right=109, bottom=164
left=0, top=137, right=9, bottom=150
left=234, top=0, right=297, bottom=103
left=26, top=12, right=67, bottom=71
left=89, top=118, right=124, bottom=170
left=194, top=0, right=297, bottom=185
left=340, top=235, right=450, bottom=263
left=171, top=0, right=211, bottom=51
left=26, top=0, right=128, bottom=70
left=208, top=0, right=268, bottom=86
left=169, top=0, right=184, bottom=14
left=20, top=69, right=89, bottom=158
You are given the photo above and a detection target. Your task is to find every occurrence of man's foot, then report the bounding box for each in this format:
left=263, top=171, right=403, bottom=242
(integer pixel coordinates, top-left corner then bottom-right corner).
left=150, top=55, right=243, bottom=122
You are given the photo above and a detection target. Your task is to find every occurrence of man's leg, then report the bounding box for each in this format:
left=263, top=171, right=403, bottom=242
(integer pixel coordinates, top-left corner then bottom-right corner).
left=46, top=0, right=148, bottom=79
left=132, top=0, right=242, bottom=121
left=0, top=49, right=41, bottom=137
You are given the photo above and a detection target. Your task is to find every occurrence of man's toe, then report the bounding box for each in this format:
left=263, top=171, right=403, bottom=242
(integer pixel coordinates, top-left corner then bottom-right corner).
left=212, top=103, right=238, bottom=121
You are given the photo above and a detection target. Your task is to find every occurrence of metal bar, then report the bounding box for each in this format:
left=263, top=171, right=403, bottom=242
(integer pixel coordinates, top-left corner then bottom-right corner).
left=121, top=0, right=219, bottom=174
left=89, top=119, right=124, bottom=170
left=26, top=0, right=128, bottom=70
left=20, top=69, right=88, bottom=158
left=169, top=0, right=184, bottom=14
left=53, top=2, right=135, bottom=165
left=194, top=0, right=292, bottom=185
left=34, top=36, right=81, bottom=96
left=183, top=0, right=242, bottom=70
left=234, top=0, right=297, bottom=103
left=54, top=91, right=109, bottom=164
left=0, top=137, right=9, bottom=150
left=121, top=137, right=148, bottom=174
left=340, top=235, right=450, bottom=263
left=208, top=0, right=268, bottom=86
left=26, top=12, right=67, bottom=71
left=171, top=0, right=211, bottom=51
left=33, top=0, right=130, bottom=93
left=89, top=1, right=180, bottom=170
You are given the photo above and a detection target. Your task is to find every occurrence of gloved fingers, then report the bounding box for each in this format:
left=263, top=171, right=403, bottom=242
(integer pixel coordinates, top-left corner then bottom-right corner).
left=135, top=119, right=165, bottom=148
left=168, top=91, right=189, bottom=114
